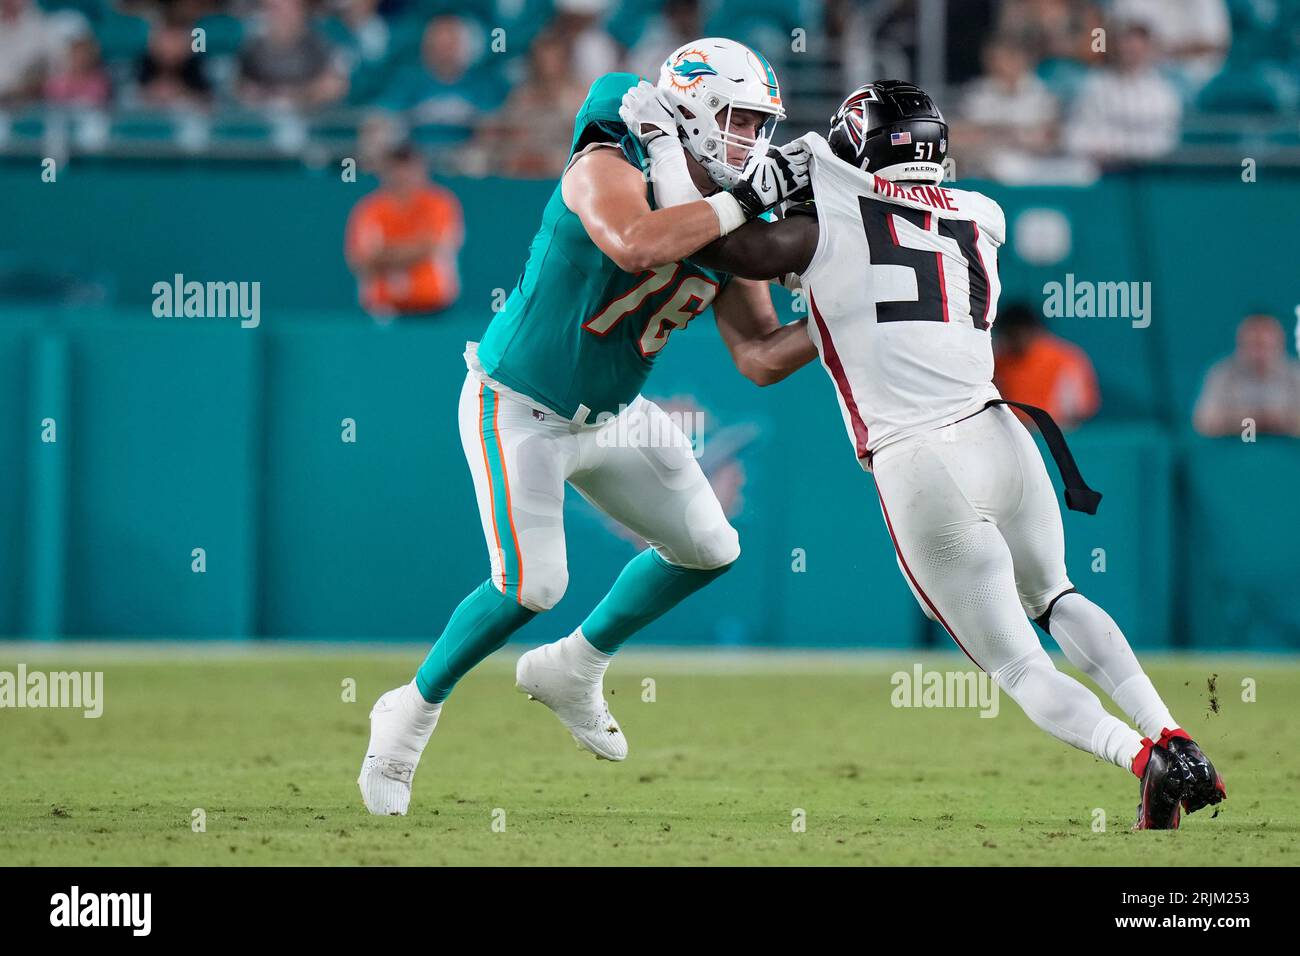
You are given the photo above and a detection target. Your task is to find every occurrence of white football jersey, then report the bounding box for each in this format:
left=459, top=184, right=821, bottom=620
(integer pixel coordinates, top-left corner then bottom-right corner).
left=791, top=132, right=1006, bottom=463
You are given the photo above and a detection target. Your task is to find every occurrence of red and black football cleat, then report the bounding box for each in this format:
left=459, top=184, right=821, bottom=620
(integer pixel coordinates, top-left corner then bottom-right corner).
left=1158, top=728, right=1227, bottom=815
left=1132, top=737, right=1193, bottom=830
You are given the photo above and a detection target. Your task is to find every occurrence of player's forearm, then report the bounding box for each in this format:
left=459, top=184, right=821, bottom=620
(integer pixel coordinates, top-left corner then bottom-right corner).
left=730, top=319, right=816, bottom=387
left=609, top=198, right=738, bottom=273
left=694, top=219, right=787, bottom=279
left=695, top=214, right=817, bottom=280
left=565, top=146, right=755, bottom=274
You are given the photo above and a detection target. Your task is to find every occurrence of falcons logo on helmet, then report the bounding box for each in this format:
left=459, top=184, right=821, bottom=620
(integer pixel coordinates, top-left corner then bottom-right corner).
left=837, top=88, right=881, bottom=153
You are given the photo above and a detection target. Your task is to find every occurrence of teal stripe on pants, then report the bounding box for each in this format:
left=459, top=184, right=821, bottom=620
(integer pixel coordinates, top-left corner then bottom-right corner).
left=479, top=387, right=521, bottom=601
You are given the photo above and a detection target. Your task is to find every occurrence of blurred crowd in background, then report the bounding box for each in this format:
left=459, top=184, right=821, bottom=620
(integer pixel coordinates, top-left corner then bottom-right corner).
left=4, top=0, right=1299, bottom=436
left=2, top=0, right=1300, bottom=177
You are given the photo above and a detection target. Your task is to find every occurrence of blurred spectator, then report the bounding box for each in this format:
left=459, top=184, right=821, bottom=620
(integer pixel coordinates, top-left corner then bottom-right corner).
left=626, top=0, right=701, bottom=80
left=1111, top=0, right=1229, bottom=89
left=550, top=0, right=620, bottom=88
left=470, top=30, right=589, bottom=177
left=322, top=0, right=393, bottom=102
left=326, top=0, right=390, bottom=63
left=996, top=0, right=1105, bottom=64
left=137, top=15, right=212, bottom=108
left=345, top=143, right=464, bottom=319
left=994, top=302, right=1100, bottom=429
left=237, top=0, right=348, bottom=109
left=1062, top=20, right=1182, bottom=166
left=381, top=15, right=503, bottom=144
left=0, top=0, right=70, bottom=105
left=955, top=34, right=1060, bottom=176
left=1194, top=313, right=1300, bottom=437
left=44, top=32, right=111, bottom=109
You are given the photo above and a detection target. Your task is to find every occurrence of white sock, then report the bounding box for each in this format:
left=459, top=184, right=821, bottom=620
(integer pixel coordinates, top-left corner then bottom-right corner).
left=997, top=648, right=1143, bottom=772
left=1091, top=715, right=1145, bottom=773
left=1048, top=593, right=1177, bottom=738
left=559, top=629, right=612, bottom=685
left=399, top=680, right=442, bottom=724
left=1111, top=674, right=1177, bottom=740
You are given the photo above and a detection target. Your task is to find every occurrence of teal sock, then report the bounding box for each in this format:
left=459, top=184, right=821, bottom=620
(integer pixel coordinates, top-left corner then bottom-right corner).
left=415, top=579, right=536, bottom=703
left=581, top=550, right=733, bottom=655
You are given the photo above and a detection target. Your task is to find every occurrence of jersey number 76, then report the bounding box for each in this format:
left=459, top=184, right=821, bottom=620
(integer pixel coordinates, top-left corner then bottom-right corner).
left=582, top=263, right=719, bottom=357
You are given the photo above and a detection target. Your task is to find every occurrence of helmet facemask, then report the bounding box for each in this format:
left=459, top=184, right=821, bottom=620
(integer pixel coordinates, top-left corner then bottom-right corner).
left=703, top=96, right=779, bottom=188
left=669, top=92, right=781, bottom=189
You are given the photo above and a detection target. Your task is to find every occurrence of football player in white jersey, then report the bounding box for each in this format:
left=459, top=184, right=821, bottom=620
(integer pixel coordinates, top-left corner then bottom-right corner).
left=644, top=80, right=1226, bottom=829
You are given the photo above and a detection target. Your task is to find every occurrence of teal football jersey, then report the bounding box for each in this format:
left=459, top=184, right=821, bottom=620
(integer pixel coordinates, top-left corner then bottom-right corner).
left=476, top=72, right=731, bottom=421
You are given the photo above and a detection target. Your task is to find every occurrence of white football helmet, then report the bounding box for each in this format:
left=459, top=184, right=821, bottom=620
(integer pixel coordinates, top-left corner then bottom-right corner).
left=656, top=37, right=786, bottom=188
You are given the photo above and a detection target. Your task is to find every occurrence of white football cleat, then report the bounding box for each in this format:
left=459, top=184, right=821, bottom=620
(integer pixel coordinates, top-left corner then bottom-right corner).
left=515, top=634, right=627, bottom=761
left=358, top=681, right=441, bottom=816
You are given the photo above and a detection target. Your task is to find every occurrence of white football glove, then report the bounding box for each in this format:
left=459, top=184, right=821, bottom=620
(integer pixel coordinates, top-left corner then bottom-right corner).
left=618, top=80, right=677, bottom=146
left=728, top=139, right=812, bottom=219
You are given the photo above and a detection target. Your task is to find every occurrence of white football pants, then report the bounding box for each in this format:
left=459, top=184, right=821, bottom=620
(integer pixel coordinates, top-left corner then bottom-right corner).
left=458, top=372, right=740, bottom=612
left=871, top=404, right=1175, bottom=770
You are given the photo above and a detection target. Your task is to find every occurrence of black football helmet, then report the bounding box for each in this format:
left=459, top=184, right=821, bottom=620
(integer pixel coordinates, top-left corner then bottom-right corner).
left=827, top=80, right=948, bottom=184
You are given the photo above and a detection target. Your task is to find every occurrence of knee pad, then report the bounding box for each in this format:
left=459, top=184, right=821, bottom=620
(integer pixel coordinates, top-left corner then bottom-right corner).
left=664, top=520, right=740, bottom=571
left=515, top=563, right=568, bottom=612
left=693, top=521, right=741, bottom=571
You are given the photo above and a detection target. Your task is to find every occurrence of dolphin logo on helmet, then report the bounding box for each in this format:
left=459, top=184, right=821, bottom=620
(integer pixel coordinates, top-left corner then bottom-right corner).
left=668, top=53, right=719, bottom=88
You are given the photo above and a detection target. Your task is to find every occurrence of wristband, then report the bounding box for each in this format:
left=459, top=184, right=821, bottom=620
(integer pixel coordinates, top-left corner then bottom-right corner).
left=705, top=192, right=746, bottom=235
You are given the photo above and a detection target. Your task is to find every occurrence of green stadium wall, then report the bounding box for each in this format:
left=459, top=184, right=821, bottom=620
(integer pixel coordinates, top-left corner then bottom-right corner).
left=1, top=159, right=1297, bottom=651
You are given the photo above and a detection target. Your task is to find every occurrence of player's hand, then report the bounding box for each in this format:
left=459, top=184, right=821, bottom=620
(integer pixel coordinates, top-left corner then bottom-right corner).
left=728, top=139, right=812, bottom=219
left=619, top=80, right=677, bottom=146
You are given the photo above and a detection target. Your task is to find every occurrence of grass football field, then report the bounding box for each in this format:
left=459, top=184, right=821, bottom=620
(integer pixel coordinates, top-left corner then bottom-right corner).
left=1, top=645, right=1295, bottom=866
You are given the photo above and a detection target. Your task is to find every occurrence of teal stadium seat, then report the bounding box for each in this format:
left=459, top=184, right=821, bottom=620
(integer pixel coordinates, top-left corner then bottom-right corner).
left=492, top=0, right=556, bottom=55
left=386, top=13, right=428, bottom=64
left=1224, top=0, right=1300, bottom=64
left=193, top=14, right=245, bottom=58
left=605, top=0, right=652, bottom=50
left=1197, top=67, right=1286, bottom=116
left=37, top=0, right=107, bottom=23
left=110, top=111, right=178, bottom=142
left=1035, top=58, right=1090, bottom=106
left=704, top=0, right=809, bottom=38
left=93, top=10, right=150, bottom=64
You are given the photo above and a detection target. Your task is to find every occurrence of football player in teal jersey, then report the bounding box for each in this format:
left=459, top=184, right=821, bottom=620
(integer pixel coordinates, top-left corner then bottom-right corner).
left=360, top=39, right=817, bottom=815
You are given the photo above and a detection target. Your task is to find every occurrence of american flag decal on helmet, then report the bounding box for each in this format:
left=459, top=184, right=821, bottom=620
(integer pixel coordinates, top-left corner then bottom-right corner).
left=891, top=131, right=912, bottom=146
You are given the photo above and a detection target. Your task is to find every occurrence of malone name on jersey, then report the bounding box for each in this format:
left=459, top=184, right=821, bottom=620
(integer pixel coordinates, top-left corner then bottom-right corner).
left=868, top=175, right=960, bottom=212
